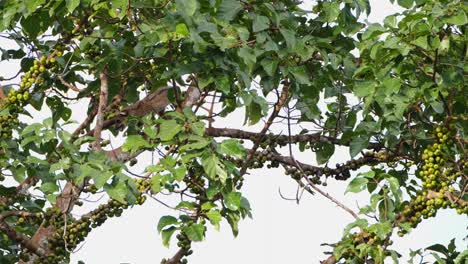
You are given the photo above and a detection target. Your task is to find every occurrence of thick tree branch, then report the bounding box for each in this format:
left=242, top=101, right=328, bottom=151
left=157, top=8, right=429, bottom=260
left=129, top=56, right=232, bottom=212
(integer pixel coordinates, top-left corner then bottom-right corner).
left=0, top=211, right=45, bottom=257
left=165, top=248, right=187, bottom=264
left=0, top=222, right=45, bottom=257
left=92, top=68, right=109, bottom=150
left=205, top=127, right=382, bottom=150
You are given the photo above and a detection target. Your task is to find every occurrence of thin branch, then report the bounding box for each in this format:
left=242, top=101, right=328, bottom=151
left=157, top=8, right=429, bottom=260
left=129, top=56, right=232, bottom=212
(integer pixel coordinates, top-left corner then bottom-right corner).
left=286, top=104, right=359, bottom=219
left=72, top=98, right=98, bottom=137
left=239, top=82, right=290, bottom=176
left=57, top=75, right=83, bottom=93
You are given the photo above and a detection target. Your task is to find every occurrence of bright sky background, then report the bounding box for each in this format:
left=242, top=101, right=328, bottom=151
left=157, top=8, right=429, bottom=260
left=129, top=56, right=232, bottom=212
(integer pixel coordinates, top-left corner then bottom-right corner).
left=0, top=1, right=466, bottom=263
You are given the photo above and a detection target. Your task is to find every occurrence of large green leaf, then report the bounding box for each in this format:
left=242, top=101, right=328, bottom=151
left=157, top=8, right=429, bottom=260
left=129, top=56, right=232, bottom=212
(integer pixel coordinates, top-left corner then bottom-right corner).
left=217, top=139, right=245, bottom=159
left=158, top=120, right=183, bottom=141
left=346, top=177, right=369, bottom=193
left=201, top=153, right=228, bottom=182
left=161, top=226, right=177, bottom=247
left=175, top=0, right=197, bottom=17
left=217, top=0, right=243, bottom=21
left=224, top=192, right=241, bottom=211
left=157, top=216, right=178, bottom=233
left=184, top=223, right=205, bottom=241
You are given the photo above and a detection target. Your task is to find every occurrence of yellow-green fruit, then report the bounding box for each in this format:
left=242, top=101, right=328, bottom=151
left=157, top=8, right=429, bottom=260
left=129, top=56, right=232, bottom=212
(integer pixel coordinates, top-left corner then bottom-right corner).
left=39, top=66, right=45, bottom=72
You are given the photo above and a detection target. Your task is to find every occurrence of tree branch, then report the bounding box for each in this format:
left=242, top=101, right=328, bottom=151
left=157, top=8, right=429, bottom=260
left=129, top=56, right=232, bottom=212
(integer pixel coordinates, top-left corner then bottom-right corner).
left=92, top=68, right=109, bottom=150
left=205, top=127, right=382, bottom=150
left=0, top=212, right=45, bottom=257
left=239, top=83, right=290, bottom=176
left=165, top=248, right=187, bottom=264
left=57, top=75, right=83, bottom=93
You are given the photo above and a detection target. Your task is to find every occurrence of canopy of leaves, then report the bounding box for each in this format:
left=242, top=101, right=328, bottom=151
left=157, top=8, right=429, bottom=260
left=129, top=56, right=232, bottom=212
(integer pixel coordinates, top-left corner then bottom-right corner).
left=0, top=0, right=466, bottom=263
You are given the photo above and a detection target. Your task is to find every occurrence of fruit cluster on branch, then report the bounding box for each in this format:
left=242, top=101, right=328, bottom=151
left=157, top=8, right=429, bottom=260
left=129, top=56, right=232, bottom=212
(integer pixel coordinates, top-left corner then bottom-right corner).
left=398, top=125, right=466, bottom=234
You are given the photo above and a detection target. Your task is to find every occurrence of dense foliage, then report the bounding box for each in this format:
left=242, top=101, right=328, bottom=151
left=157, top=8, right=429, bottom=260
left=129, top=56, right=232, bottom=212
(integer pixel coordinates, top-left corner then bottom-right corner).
left=0, top=0, right=466, bottom=263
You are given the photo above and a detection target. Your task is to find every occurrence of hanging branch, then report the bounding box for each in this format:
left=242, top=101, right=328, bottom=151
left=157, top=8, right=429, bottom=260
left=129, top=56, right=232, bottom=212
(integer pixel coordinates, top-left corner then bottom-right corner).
left=285, top=104, right=359, bottom=220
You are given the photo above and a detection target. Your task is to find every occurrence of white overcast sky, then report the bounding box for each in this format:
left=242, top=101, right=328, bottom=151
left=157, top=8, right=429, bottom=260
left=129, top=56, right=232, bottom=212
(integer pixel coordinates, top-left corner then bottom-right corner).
left=0, top=1, right=466, bottom=263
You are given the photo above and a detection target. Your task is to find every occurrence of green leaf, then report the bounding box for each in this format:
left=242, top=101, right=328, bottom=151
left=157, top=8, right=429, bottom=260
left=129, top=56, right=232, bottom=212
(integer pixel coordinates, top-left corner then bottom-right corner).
left=260, top=58, right=278, bottom=76
left=426, top=244, right=449, bottom=256
left=175, top=23, right=190, bottom=37
left=412, top=36, right=428, bottom=50
left=191, top=122, right=205, bottom=136
left=289, top=66, right=311, bottom=85
left=354, top=81, right=376, bottom=97
left=158, top=120, right=183, bottom=141
left=157, top=216, right=178, bottom=233
left=381, top=78, right=401, bottom=95
left=104, top=180, right=128, bottom=204
left=397, top=0, right=413, bottom=8
left=92, top=171, right=113, bottom=189
left=175, top=0, right=197, bottom=17
left=171, top=166, right=187, bottom=181
left=150, top=174, right=161, bottom=193
left=184, top=223, right=205, bottom=241
left=201, top=154, right=228, bottom=182
left=431, top=253, right=446, bottom=264
left=454, top=250, right=468, bottom=264
left=369, top=222, right=392, bottom=240
left=323, top=2, right=340, bottom=22
left=346, top=177, right=369, bottom=193
left=179, top=136, right=210, bottom=152
left=21, top=123, right=43, bottom=136
left=49, top=157, right=71, bottom=173
left=349, top=136, right=369, bottom=158
left=316, top=143, right=335, bottom=165
left=217, top=0, right=243, bottom=21
left=144, top=126, right=158, bottom=139
left=445, top=11, right=467, bottom=25
left=206, top=210, right=222, bottom=230
left=122, top=135, right=149, bottom=153
left=279, top=28, right=296, bottom=49
left=40, top=182, right=59, bottom=194
left=66, top=0, right=80, bottom=13
left=224, top=192, right=241, bottom=211
left=218, top=139, right=245, bottom=159
left=25, top=0, right=46, bottom=14
left=238, top=47, right=256, bottom=72
left=176, top=201, right=197, bottom=210
left=161, top=226, right=177, bottom=247
left=253, top=15, right=270, bottom=32
left=226, top=212, right=240, bottom=236
left=201, top=202, right=217, bottom=211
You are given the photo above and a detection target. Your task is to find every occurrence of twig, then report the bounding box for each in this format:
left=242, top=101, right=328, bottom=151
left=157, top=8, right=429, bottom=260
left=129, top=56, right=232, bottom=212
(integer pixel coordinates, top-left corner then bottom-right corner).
left=0, top=85, right=6, bottom=101
left=57, top=75, right=83, bottom=93
left=286, top=104, right=359, bottom=220
left=208, top=91, right=216, bottom=128
left=72, top=98, right=98, bottom=137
